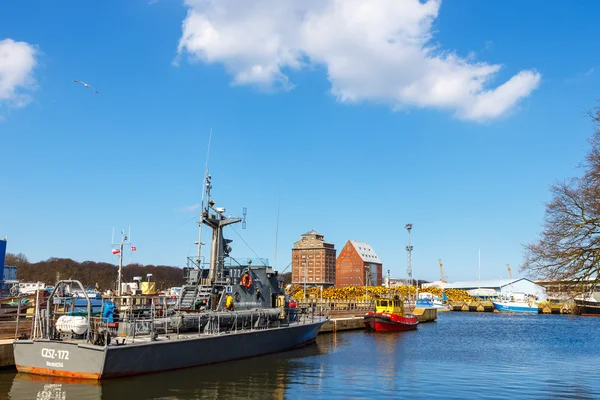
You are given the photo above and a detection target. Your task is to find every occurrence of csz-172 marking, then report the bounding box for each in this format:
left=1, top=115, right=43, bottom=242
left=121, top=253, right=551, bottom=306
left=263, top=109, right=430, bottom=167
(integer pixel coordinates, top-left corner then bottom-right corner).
left=41, top=348, right=69, bottom=360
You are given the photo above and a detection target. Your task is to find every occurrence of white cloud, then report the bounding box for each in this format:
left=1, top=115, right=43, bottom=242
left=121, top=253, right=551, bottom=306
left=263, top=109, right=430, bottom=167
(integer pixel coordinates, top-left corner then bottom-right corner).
left=177, top=0, right=540, bottom=121
left=0, top=38, right=38, bottom=113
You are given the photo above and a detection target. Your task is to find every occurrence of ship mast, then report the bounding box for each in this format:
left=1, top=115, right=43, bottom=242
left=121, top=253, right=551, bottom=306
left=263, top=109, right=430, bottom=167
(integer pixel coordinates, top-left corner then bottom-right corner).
left=196, top=129, right=212, bottom=268
left=113, top=231, right=130, bottom=296
left=200, top=175, right=244, bottom=283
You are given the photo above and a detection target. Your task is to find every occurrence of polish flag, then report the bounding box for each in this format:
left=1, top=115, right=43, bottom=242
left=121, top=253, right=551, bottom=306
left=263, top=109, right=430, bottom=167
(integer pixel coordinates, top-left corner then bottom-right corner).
left=112, top=249, right=120, bottom=255
left=131, top=246, right=137, bottom=252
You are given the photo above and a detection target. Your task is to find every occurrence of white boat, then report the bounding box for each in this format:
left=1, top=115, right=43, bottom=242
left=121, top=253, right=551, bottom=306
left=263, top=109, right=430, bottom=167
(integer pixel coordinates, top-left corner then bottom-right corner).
left=416, top=292, right=449, bottom=311
left=492, top=293, right=540, bottom=314
left=16, top=282, right=46, bottom=295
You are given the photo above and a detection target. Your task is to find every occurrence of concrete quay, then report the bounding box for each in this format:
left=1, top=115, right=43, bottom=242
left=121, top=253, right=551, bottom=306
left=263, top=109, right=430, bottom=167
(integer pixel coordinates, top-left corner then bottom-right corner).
left=319, top=307, right=437, bottom=333
left=0, top=339, right=14, bottom=368
left=320, top=316, right=365, bottom=333
left=413, top=307, right=438, bottom=323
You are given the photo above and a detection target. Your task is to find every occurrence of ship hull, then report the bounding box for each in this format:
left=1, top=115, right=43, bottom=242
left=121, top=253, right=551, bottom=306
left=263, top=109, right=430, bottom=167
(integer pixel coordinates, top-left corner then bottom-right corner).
left=575, top=300, right=600, bottom=316
left=492, top=301, right=539, bottom=314
left=14, top=319, right=325, bottom=380
left=364, top=313, right=418, bottom=332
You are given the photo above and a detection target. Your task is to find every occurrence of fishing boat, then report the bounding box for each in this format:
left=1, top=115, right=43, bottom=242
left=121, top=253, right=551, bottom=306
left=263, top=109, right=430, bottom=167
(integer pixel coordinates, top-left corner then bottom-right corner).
left=13, top=175, right=327, bottom=379
left=364, top=297, right=418, bottom=332
left=492, top=294, right=540, bottom=314
left=575, top=292, right=600, bottom=316
left=416, top=292, right=450, bottom=311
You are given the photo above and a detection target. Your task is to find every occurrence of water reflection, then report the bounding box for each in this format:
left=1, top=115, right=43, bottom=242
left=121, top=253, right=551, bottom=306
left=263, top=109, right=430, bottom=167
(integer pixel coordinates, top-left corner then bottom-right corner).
left=9, top=374, right=101, bottom=400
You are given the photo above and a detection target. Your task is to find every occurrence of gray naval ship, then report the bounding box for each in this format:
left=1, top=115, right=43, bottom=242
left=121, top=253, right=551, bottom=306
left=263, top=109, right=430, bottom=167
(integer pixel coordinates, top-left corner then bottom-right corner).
left=13, top=175, right=326, bottom=379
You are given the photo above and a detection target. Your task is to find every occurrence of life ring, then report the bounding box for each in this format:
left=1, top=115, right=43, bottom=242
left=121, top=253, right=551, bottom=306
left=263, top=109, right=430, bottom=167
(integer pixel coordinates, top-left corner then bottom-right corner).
left=240, top=273, right=253, bottom=288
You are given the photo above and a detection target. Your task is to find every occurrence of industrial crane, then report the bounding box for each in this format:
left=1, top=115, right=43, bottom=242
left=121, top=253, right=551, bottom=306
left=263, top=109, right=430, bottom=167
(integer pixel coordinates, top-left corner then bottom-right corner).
left=438, top=259, right=446, bottom=282
left=507, top=264, right=512, bottom=279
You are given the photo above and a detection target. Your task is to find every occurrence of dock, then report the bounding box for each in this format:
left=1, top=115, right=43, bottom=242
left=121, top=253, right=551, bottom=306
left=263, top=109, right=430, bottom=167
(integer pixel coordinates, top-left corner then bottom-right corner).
left=412, top=307, right=438, bottom=322
left=447, top=300, right=575, bottom=314
left=319, top=307, right=437, bottom=333
left=0, top=319, right=31, bottom=369
left=320, top=316, right=364, bottom=333
left=0, top=339, right=14, bottom=368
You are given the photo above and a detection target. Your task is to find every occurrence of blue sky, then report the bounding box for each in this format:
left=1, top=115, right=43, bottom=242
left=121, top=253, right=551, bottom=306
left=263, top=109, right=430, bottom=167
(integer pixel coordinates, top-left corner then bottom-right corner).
left=1, top=0, right=599, bottom=282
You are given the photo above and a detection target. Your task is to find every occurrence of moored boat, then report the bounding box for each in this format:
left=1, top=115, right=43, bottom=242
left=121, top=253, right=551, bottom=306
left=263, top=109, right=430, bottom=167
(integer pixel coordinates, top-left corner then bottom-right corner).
left=13, top=175, right=327, bottom=379
left=492, top=297, right=540, bottom=314
left=364, top=297, right=418, bottom=332
left=575, top=292, right=600, bottom=316
left=416, top=292, right=450, bottom=311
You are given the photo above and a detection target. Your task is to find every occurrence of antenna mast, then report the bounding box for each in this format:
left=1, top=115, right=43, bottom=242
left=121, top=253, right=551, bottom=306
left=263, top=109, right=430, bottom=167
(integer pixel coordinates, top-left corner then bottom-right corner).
left=197, top=129, right=213, bottom=267
left=113, top=231, right=130, bottom=296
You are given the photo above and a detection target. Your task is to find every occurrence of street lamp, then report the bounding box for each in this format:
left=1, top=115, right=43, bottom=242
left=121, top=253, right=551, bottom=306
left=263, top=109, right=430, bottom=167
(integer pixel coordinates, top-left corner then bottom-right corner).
left=365, top=265, right=370, bottom=302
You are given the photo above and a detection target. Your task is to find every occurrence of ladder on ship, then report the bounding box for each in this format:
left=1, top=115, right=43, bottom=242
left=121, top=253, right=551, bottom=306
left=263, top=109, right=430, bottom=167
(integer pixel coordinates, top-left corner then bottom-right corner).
left=177, top=285, right=213, bottom=309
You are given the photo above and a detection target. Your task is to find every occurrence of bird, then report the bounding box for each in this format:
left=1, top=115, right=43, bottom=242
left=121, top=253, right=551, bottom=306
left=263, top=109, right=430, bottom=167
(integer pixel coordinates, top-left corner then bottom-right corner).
left=73, top=79, right=99, bottom=94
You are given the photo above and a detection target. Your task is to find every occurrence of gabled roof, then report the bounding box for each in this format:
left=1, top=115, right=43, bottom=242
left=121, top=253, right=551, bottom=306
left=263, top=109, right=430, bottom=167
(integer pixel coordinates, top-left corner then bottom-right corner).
left=349, top=240, right=382, bottom=264
left=445, top=278, right=536, bottom=290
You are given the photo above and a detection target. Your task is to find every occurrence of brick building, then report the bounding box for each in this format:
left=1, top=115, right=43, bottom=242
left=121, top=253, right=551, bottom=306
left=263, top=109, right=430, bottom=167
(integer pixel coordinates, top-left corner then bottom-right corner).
left=292, top=230, right=336, bottom=286
left=336, top=240, right=383, bottom=287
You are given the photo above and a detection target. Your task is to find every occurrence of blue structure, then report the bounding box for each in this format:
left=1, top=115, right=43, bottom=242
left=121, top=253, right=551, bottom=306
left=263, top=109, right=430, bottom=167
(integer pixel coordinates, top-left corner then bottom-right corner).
left=103, top=301, right=115, bottom=323
left=0, top=239, right=6, bottom=287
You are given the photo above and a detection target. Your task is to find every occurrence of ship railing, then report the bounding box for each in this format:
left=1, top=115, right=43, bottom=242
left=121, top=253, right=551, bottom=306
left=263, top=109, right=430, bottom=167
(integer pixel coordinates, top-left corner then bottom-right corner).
left=99, top=294, right=174, bottom=342
left=40, top=280, right=92, bottom=341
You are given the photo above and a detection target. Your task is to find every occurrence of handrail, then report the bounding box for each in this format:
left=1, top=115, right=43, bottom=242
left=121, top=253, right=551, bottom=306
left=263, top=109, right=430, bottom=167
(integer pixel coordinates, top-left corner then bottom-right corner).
left=45, top=280, right=91, bottom=340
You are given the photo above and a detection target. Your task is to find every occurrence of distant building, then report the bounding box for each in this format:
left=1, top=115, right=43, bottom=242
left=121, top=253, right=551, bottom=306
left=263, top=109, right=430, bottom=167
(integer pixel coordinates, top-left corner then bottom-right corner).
left=336, top=240, right=383, bottom=287
left=0, top=238, right=5, bottom=282
left=292, top=230, right=336, bottom=286
left=3, top=265, right=17, bottom=281
left=0, top=238, right=17, bottom=293
left=445, top=278, right=547, bottom=300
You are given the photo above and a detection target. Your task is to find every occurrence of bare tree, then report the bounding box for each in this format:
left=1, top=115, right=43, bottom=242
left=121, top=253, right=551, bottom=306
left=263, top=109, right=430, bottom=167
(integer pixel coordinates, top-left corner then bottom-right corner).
left=522, top=108, right=600, bottom=292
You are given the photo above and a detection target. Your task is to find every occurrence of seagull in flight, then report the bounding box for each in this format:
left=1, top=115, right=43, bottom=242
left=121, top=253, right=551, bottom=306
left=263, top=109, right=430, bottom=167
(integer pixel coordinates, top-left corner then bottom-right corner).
left=73, top=79, right=99, bottom=94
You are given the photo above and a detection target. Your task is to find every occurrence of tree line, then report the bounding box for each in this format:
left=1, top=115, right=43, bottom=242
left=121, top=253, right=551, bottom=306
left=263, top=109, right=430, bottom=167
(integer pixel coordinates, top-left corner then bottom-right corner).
left=4, top=253, right=185, bottom=291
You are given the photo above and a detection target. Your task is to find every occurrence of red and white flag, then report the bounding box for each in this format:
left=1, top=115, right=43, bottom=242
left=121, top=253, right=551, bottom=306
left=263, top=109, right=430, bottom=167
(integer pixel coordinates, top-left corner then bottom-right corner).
left=112, top=249, right=120, bottom=255
left=131, top=246, right=137, bottom=252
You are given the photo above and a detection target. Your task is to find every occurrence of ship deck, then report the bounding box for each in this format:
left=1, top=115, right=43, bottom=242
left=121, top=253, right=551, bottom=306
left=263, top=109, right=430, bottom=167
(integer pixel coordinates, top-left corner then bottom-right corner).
left=23, top=317, right=327, bottom=348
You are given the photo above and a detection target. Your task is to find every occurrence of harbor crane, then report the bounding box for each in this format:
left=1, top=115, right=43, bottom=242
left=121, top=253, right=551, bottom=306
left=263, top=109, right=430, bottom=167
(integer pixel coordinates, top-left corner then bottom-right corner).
left=507, top=264, right=512, bottom=279
left=438, top=259, right=446, bottom=282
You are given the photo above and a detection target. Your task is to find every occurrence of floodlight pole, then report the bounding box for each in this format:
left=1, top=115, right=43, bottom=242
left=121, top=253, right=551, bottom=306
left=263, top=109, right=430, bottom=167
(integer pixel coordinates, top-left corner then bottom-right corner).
left=405, top=223, right=414, bottom=306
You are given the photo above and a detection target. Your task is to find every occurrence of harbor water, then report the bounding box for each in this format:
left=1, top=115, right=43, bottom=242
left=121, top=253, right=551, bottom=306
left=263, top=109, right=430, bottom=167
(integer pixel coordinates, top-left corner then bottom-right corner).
left=2, top=312, right=600, bottom=399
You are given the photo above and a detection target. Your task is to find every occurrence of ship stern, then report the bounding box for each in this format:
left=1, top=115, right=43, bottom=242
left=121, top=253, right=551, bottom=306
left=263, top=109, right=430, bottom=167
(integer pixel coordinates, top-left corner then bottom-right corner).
left=14, top=340, right=106, bottom=380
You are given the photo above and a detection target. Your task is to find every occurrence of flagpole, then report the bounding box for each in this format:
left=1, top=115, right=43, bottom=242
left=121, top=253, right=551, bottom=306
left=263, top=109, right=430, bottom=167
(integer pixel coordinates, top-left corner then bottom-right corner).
left=128, top=225, right=132, bottom=265
left=117, top=232, right=124, bottom=296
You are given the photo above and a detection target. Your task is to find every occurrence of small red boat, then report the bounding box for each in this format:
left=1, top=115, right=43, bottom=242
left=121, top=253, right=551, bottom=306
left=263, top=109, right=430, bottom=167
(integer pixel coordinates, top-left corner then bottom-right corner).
left=364, top=298, right=418, bottom=332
